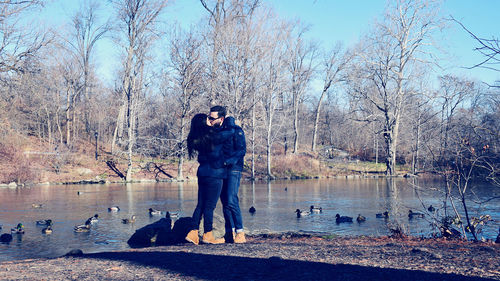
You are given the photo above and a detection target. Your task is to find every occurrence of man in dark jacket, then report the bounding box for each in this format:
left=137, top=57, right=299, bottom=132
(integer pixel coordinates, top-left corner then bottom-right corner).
left=208, top=106, right=247, bottom=243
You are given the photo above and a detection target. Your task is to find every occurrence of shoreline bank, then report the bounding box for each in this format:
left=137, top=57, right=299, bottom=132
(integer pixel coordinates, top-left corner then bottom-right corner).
left=0, top=171, right=433, bottom=188
left=0, top=234, right=498, bottom=280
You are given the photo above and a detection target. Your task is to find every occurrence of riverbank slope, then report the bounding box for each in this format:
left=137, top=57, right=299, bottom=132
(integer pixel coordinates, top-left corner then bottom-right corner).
left=1, top=135, right=395, bottom=186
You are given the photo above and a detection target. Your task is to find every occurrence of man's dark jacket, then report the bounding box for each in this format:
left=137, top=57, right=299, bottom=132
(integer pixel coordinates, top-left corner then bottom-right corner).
left=222, top=117, right=246, bottom=172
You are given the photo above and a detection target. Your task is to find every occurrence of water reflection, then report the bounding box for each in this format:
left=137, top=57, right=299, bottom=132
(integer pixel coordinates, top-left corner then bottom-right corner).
left=0, top=178, right=498, bottom=261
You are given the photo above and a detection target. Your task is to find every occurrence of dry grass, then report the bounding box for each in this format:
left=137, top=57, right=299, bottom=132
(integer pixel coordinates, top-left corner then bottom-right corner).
left=1, top=133, right=410, bottom=184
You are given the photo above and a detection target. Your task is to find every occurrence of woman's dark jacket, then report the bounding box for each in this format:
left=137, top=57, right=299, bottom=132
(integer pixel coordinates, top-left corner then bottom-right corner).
left=195, top=126, right=234, bottom=179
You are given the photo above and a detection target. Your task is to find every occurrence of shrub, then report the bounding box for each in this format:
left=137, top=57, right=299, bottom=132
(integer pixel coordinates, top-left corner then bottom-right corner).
left=0, top=143, right=37, bottom=184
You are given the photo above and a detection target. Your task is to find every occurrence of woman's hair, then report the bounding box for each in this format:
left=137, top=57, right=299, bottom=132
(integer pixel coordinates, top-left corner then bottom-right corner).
left=187, top=113, right=210, bottom=159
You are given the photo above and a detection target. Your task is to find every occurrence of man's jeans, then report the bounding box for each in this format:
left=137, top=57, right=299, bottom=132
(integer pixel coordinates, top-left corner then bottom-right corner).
left=221, top=170, right=244, bottom=233
left=192, top=176, right=223, bottom=233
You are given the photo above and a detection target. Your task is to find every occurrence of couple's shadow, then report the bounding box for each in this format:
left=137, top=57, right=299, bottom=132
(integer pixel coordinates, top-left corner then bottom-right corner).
left=101, top=217, right=494, bottom=280
left=80, top=249, right=493, bottom=281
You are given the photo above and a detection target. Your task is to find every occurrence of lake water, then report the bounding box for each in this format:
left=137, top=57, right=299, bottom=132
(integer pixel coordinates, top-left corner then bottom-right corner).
left=0, top=178, right=498, bottom=261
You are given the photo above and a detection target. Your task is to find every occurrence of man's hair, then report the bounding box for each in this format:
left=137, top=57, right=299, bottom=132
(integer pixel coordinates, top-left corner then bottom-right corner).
left=210, top=105, right=226, bottom=118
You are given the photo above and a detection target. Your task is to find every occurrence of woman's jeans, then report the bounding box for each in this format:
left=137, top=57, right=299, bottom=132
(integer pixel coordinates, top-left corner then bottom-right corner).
left=192, top=176, right=223, bottom=233
left=221, top=170, right=244, bottom=233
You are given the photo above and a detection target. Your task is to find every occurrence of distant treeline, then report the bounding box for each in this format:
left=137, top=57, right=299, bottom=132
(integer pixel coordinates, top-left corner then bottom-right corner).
left=0, top=0, right=498, bottom=181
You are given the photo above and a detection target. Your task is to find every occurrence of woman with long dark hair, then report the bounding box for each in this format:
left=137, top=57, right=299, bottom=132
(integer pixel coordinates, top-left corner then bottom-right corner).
left=185, top=113, right=233, bottom=244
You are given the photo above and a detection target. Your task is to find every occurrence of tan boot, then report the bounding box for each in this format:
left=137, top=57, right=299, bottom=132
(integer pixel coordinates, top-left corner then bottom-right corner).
left=202, top=231, right=225, bottom=244
left=185, top=230, right=199, bottom=245
left=234, top=232, right=246, bottom=243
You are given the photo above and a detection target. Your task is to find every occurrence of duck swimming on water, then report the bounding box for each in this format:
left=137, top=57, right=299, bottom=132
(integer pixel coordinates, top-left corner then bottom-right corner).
left=310, top=205, right=323, bottom=214
left=36, top=219, right=52, bottom=226
left=108, top=206, right=120, bottom=212
left=408, top=210, right=425, bottom=219
left=356, top=214, right=366, bottom=222
left=74, top=221, right=91, bottom=233
left=296, top=209, right=311, bottom=218
left=88, top=214, right=99, bottom=224
left=249, top=206, right=256, bottom=214
left=0, top=233, right=13, bottom=243
left=168, top=211, right=179, bottom=218
left=42, top=225, right=53, bottom=234
left=148, top=208, right=162, bottom=216
left=11, top=223, right=25, bottom=234
left=122, top=215, right=136, bottom=224
left=335, top=214, right=353, bottom=223
left=376, top=211, right=389, bottom=218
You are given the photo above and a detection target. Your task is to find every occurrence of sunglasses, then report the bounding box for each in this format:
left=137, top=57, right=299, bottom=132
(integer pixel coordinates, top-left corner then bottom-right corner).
left=208, top=116, right=220, bottom=121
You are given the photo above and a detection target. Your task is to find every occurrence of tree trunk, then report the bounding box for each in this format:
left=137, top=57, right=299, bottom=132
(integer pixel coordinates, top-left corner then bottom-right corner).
left=292, top=101, right=299, bottom=153
left=66, top=89, right=71, bottom=145
left=112, top=103, right=126, bottom=154
left=126, top=95, right=135, bottom=182
left=251, top=98, right=256, bottom=179
left=311, top=87, right=328, bottom=152
left=412, top=118, right=421, bottom=174
left=177, top=118, right=185, bottom=180
left=55, top=109, right=64, bottom=145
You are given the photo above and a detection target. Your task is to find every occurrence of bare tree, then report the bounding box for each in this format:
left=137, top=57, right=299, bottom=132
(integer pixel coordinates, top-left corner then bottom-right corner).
left=199, top=0, right=260, bottom=105
left=348, top=0, right=443, bottom=175
left=286, top=24, right=316, bottom=154
left=112, top=0, right=168, bottom=181
left=436, top=76, right=475, bottom=168
left=61, top=0, right=110, bottom=140
left=259, top=19, right=290, bottom=178
left=311, top=44, right=350, bottom=152
left=451, top=17, right=499, bottom=88
left=0, top=1, right=50, bottom=76
left=58, top=55, right=83, bottom=146
left=167, top=27, right=205, bottom=180
left=215, top=2, right=260, bottom=123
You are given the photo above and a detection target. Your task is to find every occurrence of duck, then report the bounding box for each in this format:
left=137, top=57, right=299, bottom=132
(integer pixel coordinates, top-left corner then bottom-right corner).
left=42, top=225, right=53, bottom=234
left=88, top=214, right=99, bottom=224
left=408, top=210, right=425, bottom=219
left=148, top=208, right=162, bottom=216
left=77, top=191, right=84, bottom=195
left=74, top=221, right=91, bottom=233
left=427, top=205, right=436, bottom=212
left=36, top=219, right=52, bottom=226
left=296, top=209, right=311, bottom=218
left=31, top=203, right=43, bottom=208
left=167, top=211, right=179, bottom=219
left=335, top=214, right=353, bottom=223
left=465, top=225, right=475, bottom=233
left=376, top=211, right=389, bottom=218
left=440, top=226, right=461, bottom=239
left=11, top=223, right=25, bottom=234
left=249, top=206, right=256, bottom=214
left=108, top=206, right=120, bottom=212
left=122, top=215, right=136, bottom=224
left=0, top=233, right=13, bottom=243
left=356, top=214, right=366, bottom=222
left=310, top=205, right=323, bottom=214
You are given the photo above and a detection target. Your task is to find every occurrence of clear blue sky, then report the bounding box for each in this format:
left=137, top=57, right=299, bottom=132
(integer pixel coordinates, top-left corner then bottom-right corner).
left=37, top=0, right=499, bottom=86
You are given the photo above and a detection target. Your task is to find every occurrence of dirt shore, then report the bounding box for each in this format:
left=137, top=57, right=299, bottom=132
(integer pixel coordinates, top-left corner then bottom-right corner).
left=0, top=234, right=499, bottom=281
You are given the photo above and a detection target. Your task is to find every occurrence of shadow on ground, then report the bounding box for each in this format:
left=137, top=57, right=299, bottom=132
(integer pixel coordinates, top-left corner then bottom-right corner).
left=80, top=250, right=496, bottom=281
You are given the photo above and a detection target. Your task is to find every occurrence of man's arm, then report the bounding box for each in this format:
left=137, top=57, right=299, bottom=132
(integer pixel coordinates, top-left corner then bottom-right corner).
left=225, top=126, right=246, bottom=166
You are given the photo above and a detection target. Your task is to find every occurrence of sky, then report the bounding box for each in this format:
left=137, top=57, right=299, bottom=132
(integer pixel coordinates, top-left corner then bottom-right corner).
left=36, top=0, right=499, bottom=87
